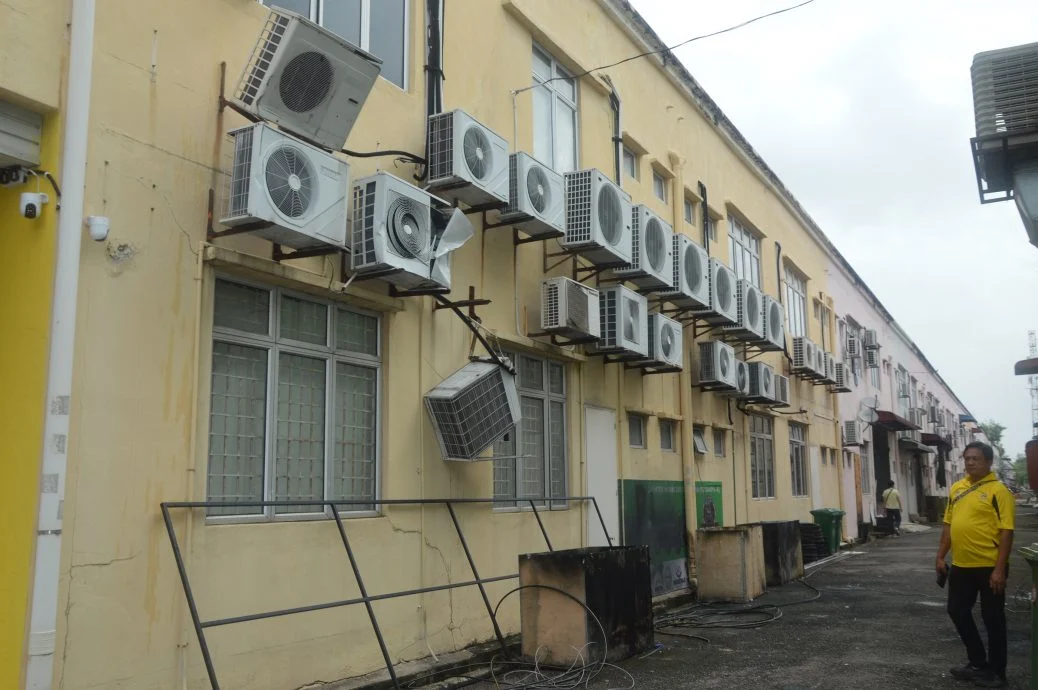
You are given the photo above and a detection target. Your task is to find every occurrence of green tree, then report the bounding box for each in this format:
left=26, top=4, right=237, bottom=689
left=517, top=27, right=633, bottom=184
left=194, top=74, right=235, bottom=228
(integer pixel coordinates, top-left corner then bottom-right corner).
left=1013, top=453, right=1028, bottom=488
left=979, top=420, right=1011, bottom=484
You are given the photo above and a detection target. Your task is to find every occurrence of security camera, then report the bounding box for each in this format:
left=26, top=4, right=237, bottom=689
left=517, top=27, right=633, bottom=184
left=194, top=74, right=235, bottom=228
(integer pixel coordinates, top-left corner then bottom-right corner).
left=20, top=192, right=49, bottom=219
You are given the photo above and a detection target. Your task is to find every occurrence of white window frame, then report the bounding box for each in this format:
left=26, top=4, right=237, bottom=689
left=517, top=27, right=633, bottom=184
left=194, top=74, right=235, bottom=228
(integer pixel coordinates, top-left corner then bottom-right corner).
left=629, top=413, right=647, bottom=448
left=532, top=44, right=578, bottom=173
left=790, top=423, right=808, bottom=497
left=749, top=415, right=775, bottom=499
left=728, top=217, right=762, bottom=288
left=652, top=170, right=668, bottom=202
left=692, top=426, right=708, bottom=455
left=660, top=419, right=677, bottom=452
left=683, top=196, right=695, bottom=225
left=207, top=277, right=382, bottom=522
left=261, top=0, right=410, bottom=89
left=622, top=146, right=638, bottom=180
left=785, top=265, right=807, bottom=339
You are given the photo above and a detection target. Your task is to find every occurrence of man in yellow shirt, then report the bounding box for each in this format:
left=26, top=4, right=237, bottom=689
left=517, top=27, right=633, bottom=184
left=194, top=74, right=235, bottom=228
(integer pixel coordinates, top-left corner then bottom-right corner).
left=882, top=480, right=902, bottom=535
left=937, top=442, right=1014, bottom=688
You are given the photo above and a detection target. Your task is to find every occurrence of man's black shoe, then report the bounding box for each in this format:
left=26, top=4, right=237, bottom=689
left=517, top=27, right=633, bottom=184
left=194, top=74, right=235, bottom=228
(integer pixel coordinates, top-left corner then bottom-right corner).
left=973, top=670, right=1007, bottom=688
left=950, top=664, right=985, bottom=680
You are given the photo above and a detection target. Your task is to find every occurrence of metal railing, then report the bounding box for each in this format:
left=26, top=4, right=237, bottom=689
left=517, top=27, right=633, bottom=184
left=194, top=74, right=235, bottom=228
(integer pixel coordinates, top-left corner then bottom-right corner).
left=161, top=496, right=613, bottom=689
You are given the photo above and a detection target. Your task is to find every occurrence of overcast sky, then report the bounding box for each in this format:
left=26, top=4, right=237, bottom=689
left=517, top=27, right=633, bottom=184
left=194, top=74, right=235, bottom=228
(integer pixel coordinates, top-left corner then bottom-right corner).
left=630, top=0, right=1038, bottom=457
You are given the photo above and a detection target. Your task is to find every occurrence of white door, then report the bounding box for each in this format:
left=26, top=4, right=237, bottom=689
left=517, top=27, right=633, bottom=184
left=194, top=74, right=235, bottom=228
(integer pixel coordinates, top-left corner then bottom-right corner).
left=810, top=445, right=824, bottom=509
left=585, top=406, right=619, bottom=547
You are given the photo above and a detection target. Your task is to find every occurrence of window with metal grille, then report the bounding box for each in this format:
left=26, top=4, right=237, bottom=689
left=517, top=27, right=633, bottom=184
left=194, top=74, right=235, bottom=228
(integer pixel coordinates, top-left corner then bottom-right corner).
left=728, top=217, right=761, bottom=288
left=262, top=0, right=409, bottom=88
left=532, top=45, right=578, bottom=173
left=749, top=415, right=775, bottom=499
left=660, top=419, right=677, bottom=452
left=208, top=278, right=380, bottom=518
left=790, top=423, right=808, bottom=497
left=784, top=265, right=807, bottom=338
left=493, top=353, right=567, bottom=507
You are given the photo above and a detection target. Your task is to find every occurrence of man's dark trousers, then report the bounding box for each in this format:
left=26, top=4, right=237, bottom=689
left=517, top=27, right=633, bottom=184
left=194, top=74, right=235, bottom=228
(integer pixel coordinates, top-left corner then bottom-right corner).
left=947, top=565, right=1007, bottom=676
left=888, top=508, right=902, bottom=532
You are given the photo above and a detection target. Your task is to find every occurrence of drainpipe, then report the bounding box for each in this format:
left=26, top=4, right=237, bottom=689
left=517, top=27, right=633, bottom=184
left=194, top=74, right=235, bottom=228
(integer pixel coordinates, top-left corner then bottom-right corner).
left=698, top=182, right=710, bottom=255
left=26, top=0, right=95, bottom=687
left=608, top=85, right=621, bottom=185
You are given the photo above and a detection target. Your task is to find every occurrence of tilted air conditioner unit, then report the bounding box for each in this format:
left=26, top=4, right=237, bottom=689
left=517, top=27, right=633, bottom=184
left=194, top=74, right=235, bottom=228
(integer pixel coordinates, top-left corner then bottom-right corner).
left=498, top=152, right=565, bottom=239
left=615, top=205, right=674, bottom=291
left=562, top=169, right=633, bottom=267
left=846, top=332, right=861, bottom=357
left=350, top=172, right=469, bottom=291
left=427, top=109, right=509, bottom=208
left=747, top=361, right=776, bottom=402
left=660, top=234, right=710, bottom=309
left=843, top=420, right=863, bottom=446
left=759, top=295, right=785, bottom=351
left=833, top=362, right=853, bottom=393
left=698, top=340, right=738, bottom=391
left=865, top=348, right=881, bottom=369
left=221, top=122, right=349, bottom=249
left=721, top=358, right=751, bottom=398
left=540, top=277, right=600, bottom=341
left=232, top=8, right=382, bottom=150
left=592, top=285, right=648, bottom=358
left=722, top=279, right=764, bottom=341
left=792, top=337, right=818, bottom=378
left=863, top=329, right=880, bottom=349
left=643, top=313, right=684, bottom=369
left=774, top=375, right=791, bottom=407
left=425, top=361, right=521, bottom=461
left=823, top=352, right=837, bottom=384
left=692, top=258, right=738, bottom=325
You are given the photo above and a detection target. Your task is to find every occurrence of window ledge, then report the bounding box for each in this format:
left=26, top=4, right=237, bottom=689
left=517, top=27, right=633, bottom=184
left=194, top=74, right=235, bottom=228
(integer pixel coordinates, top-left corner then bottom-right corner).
left=203, top=244, right=406, bottom=313
left=625, top=406, right=683, bottom=421
left=492, top=331, right=588, bottom=363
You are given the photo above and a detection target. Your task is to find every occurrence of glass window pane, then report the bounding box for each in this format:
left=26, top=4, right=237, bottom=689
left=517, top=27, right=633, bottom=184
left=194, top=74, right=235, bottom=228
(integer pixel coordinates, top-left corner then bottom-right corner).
left=623, top=149, right=637, bottom=179
left=532, top=84, right=553, bottom=168
left=274, top=353, right=326, bottom=513
left=215, top=280, right=270, bottom=335
left=208, top=343, right=268, bottom=516
left=660, top=420, right=675, bottom=451
left=321, top=0, right=362, bottom=45
left=331, top=362, right=377, bottom=509
left=555, top=101, right=577, bottom=174
left=684, top=199, right=693, bottom=223
left=532, top=47, right=551, bottom=82
left=549, top=401, right=566, bottom=501
left=554, top=69, right=576, bottom=102
left=369, top=0, right=406, bottom=87
left=518, top=397, right=545, bottom=500
left=280, top=295, right=328, bottom=345
left=520, top=356, right=544, bottom=390
left=713, top=428, right=725, bottom=456
left=336, top=308, right=378, bottom=355
left=549, top=363, right=565, bottom=395
left=264, top=0, right=313, bottom=19
left=493, top=429, right=518, bottom=506
left=629, top=415, right=645, bottom=447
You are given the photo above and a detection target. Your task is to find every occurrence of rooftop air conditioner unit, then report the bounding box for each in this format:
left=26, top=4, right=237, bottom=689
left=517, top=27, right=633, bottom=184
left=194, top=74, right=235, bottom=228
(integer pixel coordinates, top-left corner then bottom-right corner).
left=498, top=152, right=565, bottom=239
left=720, top=358, right=751, bottom=398
left=843, top=420, right=863, bottom=447
left=692, top=258, right=738, bottom=325
left=425, top=361, right=520, bottom=461
left=350, top=171, right=470, bottom=291
left=615, top=205, right=673, bottom=291
left=972, top=42, right=1038, bottom=138
left=747, top=361, right=776, bottom=403
left=833, top=362, right=853, bottom=393
left=759, top=295, right=785, bottom=351
left=698, top=340, right=738, bottom=391
left=221, top=122, right=349, bottom=249
left=644, top=314, right=684, bottom=369
left=792, top=337, right=818, bottom=379
left=774, top=375, right=791, bottom=407
left=863, top=329, right=880, bottom=349
left=540, top=277, right=600, bottom=341
left=823, top=352, right=837, bottom=384
left=562, top=168, right=633, bottom=266
left=232, top=8, right=382, bottom=150
left=659, top=234, right=710, bottom=309
left=865, top=348, right=881, bottom=369
left=722, top=279, right=764, bottom=341
left=427, top=109, right=509, bottom=208
left=846, top=332, right=861, bottom=358
left=593, top=285, right=648, bottom=358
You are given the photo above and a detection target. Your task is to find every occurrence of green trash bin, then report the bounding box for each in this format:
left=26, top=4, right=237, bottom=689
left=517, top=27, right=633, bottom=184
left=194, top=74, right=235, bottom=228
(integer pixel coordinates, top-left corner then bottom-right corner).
left=1018, top=544, right=1038, bottom=688
left=810, top=509, right=846, bottom=556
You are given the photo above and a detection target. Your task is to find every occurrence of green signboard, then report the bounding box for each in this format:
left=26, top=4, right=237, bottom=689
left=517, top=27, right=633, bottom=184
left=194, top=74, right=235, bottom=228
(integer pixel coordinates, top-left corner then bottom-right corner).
left=695, top=481, right=724, bottom=528
left=620, top=479, right=688, bottom=595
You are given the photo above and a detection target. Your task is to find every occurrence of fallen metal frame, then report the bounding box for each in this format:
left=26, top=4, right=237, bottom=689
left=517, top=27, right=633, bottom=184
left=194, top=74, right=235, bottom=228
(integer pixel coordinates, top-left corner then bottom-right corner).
left=161, top=496, right=612, bottom=690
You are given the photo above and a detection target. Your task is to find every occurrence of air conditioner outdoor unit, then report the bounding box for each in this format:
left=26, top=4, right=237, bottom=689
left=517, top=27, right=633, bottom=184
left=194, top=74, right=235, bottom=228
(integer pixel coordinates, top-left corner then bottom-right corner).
left=698, top=340, right=738, bottom=391
left=865, top=348, right=881, bottom=369
left=540, top=277, right=600, bottom=341
left=747, top=361, right=776, bottom=402
left=593, top=285, right=648, bottom=358
left=427, top=109, right=509, bottom=208
left=759, top=295, right=785, bottom=351
left=843, top=420, right=863, bottom=447
left=692, top=258, right=738, bottom=325
left=722, top=279, right=764, bottom=341
left=615, top=205, right=673, bottom=291
left=833, top=362, right=853, bottom=393
left=643, top=314, right=684, bottom=369
left=350, top=171, right=470, bottom=291
left=774, top=375, right=791, bottom=407
left=792, top=337, right=818, bottom=378
left=498, top=152, right=565, bottom=239
left=232, top=8, right=382, bottom=150
left=221, top=122, right=349, bottom=249
left=425, top=361, right=521, bottom=461
left=823, top=352, right=837, bottom=384
left=562, top=169, right=633, bottom=266
left=847, top=333, right=861, bottom=358
left=660, top=234, right=710, bottom=309
left=863, top=329, right=880, bottom=349
left=720, top=358, right=751, bottom=398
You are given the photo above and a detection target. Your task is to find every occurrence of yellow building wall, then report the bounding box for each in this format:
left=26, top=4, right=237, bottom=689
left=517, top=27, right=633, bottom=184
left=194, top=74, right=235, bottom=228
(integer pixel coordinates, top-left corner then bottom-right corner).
left=45, top=0, right=851, bottom=688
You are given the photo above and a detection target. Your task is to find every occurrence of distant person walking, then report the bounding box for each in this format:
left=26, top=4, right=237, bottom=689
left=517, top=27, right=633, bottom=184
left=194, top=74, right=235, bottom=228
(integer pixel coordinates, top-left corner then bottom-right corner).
left=937, top=441, right=1015, bottom=688
left=882, top=480, right=902, bottom=535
